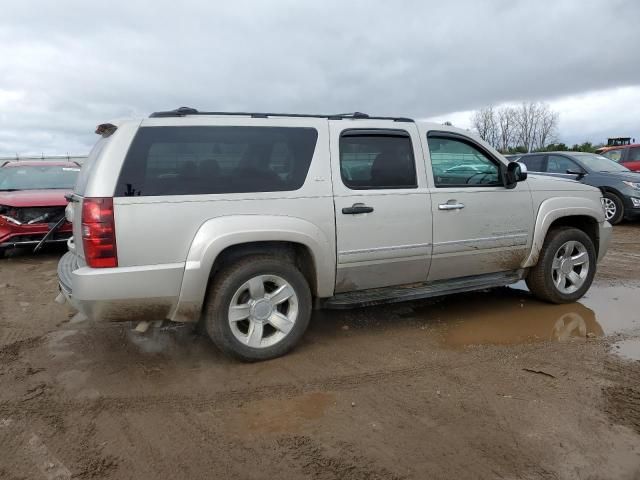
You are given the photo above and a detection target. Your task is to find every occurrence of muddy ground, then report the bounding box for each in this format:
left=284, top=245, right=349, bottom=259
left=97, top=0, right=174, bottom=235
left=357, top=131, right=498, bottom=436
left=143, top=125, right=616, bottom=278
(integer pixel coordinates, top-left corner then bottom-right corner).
left=1, top=225, right=640, bottom=479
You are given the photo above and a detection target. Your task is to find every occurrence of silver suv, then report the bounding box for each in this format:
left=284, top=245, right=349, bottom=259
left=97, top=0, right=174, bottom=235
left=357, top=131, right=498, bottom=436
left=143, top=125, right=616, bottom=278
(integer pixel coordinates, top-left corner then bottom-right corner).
left=57, top=107, right=611, bottom=361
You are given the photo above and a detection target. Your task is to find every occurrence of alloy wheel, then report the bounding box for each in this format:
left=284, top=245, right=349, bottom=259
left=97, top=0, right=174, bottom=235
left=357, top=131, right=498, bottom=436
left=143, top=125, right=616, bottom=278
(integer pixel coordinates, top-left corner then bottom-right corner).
left=227, top=274, right=299, bottom=349
left=602, top=197, right=617, bottom=221
left=551, top=240, right=590, bottom=294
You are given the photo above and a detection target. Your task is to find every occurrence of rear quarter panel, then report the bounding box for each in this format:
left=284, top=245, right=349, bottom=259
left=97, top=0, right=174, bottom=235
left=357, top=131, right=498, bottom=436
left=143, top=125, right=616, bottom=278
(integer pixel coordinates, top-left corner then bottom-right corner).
left=111, top=117, right=336, bottom=296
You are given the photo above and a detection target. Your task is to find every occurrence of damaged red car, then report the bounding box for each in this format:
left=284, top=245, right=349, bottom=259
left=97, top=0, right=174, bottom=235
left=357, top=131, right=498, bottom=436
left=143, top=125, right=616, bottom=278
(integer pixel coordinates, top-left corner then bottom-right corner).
left=0, top=161, right=80, bottom=256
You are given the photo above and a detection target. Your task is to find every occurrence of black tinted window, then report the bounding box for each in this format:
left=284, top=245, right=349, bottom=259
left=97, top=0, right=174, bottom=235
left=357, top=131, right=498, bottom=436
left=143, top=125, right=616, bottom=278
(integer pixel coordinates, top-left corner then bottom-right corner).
left=116, top=126, right=318, bottom=196
left=339, top=131, right=417, bottom=189
left=521, top=155, right=545, bottom=172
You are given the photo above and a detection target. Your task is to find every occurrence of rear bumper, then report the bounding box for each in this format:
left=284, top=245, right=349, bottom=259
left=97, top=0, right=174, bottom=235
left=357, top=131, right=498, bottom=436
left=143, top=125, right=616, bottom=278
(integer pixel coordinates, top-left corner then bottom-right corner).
left=56, top=251, right=185, bottom=322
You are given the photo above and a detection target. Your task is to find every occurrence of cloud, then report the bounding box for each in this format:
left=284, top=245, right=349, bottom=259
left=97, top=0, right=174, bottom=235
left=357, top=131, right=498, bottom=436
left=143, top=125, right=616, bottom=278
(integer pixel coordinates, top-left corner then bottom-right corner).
left=0, top=0, right=638, bottom=154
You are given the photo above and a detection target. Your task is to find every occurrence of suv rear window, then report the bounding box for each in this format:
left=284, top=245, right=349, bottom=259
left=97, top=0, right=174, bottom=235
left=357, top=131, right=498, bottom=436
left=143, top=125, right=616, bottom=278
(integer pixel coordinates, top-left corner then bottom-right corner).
left=115, top=126, right=318, bottom=196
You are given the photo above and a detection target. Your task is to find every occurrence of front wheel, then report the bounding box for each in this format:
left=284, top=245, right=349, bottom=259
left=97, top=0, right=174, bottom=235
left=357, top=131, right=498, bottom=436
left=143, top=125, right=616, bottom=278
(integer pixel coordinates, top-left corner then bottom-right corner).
left=526, top=227, right=596, bottom=304
left=602, top=192, right=624, bottom=225
left=203, top=256, right=312, bottom=361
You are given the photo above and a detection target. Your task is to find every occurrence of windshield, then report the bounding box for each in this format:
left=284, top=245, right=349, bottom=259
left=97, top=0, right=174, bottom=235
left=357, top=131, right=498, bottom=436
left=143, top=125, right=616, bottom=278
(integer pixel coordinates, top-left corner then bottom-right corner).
left=601, top=149, right=624, bottom=163
left=0, top=165, right=80, bottom=191
left=575, top=154, right=629, bottom=173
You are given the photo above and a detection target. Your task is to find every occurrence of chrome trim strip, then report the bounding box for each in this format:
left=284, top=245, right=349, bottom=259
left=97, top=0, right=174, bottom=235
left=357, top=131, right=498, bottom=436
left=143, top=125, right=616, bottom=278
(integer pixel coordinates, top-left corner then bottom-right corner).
left=434, top=233, right=528, bottom=247
left=340, top=242, right=432, bottom=256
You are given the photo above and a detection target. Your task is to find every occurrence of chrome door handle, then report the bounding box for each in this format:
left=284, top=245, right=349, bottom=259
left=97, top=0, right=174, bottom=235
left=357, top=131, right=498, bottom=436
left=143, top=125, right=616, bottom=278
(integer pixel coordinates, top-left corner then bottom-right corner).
left=342, top=203, right=374, bottom=214
left=439, top=202, right=465, bottom=210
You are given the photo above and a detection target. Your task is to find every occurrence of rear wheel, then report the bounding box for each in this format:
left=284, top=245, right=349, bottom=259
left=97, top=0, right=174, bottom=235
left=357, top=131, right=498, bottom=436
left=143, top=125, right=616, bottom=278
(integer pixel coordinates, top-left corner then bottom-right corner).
left=602, top=192, right=624, bottom=224
left=203, top=256, right=312, bottom=361
left=526, top=227, right=596, bottom=304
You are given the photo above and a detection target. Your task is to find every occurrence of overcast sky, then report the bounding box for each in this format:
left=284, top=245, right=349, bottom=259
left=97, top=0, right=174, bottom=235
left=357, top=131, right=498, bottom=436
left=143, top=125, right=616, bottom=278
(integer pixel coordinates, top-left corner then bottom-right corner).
left=1, top=0, right=638, bottom=155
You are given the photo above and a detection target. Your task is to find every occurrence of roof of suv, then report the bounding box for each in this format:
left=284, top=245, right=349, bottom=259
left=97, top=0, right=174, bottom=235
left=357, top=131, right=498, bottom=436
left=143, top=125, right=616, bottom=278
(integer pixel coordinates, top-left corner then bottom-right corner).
left=149, top=107, right=414, bottom=122
left=1, top=160, right=80, bottom=168
left=142, top=107, right=487, bottom=144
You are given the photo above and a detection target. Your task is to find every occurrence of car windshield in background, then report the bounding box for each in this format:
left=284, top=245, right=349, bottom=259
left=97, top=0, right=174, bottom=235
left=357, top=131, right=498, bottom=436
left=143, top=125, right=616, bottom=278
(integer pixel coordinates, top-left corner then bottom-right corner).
left=0, top=165, right=80, bottom=191
left=601, top=149, right=624, bottom=163
left=574, top=154, right=629, bottom=173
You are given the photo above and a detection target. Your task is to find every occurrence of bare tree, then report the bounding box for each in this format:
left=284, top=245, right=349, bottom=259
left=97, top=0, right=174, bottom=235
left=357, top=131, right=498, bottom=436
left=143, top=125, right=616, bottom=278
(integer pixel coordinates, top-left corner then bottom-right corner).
left=497, top=106, right=517, bottom=152
left=470, top=101, right=559, bottom=152
left=514, top=102, right=540, bottom=152
left=534, top=105, right=558, bottom=150
left=471, top=106, right=498, bottom=148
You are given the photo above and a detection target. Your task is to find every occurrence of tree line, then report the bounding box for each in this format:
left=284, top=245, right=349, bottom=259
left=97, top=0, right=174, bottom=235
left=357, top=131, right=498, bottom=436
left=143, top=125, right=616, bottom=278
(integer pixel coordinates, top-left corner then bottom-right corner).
left=469, top=102, right=604, bottom=154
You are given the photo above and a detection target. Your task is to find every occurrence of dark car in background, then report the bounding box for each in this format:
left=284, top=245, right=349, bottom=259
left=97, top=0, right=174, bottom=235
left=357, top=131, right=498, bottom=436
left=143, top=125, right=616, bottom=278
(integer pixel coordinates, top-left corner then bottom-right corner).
left=504, top=154, right=522, bottom=162
left=596, top=144, right=640, bottom=172
left=518, top=152, right=640, bottom=224
left=0, top=161, right=80, bottom=255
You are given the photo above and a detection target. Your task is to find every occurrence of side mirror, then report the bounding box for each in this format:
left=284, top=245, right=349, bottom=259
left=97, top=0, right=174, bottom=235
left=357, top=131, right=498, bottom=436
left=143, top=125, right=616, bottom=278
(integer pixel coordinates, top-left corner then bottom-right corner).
left=505, top=161, right=527, bottom=188
left=566, top=169, right=586, bottom=178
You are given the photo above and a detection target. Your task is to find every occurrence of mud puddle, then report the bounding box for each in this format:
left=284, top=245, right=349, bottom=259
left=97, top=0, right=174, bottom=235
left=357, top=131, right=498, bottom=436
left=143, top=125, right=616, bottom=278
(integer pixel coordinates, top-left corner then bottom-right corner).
left=403, top=281, right=640, bottom=349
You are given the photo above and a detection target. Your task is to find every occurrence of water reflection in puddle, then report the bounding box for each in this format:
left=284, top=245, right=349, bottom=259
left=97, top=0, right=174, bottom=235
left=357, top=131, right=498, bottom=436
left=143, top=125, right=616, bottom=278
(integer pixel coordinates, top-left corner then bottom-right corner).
left=610, top=339, right=640, bottom=361
left=403, top=281, right=640, bottom=348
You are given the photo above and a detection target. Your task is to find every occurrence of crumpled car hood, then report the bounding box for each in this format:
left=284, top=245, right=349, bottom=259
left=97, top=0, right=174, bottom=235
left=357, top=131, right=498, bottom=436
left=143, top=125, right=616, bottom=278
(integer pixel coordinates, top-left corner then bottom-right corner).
left=0, top=189, right=70, bottom=207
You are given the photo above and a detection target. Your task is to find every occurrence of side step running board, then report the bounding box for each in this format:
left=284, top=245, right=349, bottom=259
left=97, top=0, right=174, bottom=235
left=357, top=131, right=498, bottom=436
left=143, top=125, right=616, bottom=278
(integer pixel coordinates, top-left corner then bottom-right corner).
left=322, top=270, right=525, bottom=309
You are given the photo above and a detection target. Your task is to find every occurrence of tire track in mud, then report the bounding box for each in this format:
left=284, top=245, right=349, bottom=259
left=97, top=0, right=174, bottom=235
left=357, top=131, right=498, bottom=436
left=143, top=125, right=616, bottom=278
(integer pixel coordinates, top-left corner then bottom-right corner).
left=602, top=357, right=640, bottom=435
left=0, top=336, right=44, bottom=363
left=276, top=435, right=405, bottom=480
left=0, top=358, right=483, bottom=418
left=0, top=327, right=43, bottom=348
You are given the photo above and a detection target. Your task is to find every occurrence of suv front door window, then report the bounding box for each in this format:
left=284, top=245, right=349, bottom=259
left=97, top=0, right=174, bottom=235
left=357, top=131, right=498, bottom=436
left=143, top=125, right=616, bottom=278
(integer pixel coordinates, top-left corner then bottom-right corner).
left=428, top=137, right=500, bottom=186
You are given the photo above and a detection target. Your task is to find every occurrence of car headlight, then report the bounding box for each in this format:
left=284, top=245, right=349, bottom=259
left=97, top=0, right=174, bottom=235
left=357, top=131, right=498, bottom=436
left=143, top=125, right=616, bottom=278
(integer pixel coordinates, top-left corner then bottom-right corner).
left=622, top=181, right=640, bottom=190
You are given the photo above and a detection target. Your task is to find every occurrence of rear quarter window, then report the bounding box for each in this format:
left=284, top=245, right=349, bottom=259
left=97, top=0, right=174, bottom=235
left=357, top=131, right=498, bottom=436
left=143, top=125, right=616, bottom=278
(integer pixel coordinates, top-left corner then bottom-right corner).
left=75, top=136, right=110, bottom=195
left=115, top=126, right=318, bottom=196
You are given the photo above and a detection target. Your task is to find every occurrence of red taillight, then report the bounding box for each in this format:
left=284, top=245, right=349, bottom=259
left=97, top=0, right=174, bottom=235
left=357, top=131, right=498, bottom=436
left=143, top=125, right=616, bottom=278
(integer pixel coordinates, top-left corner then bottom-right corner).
left=82, top=197, right=117, bottom=268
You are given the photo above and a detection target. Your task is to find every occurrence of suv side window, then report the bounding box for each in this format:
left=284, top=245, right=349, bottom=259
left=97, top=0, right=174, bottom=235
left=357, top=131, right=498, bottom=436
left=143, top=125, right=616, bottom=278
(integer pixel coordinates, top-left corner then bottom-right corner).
left=427, top=136, right=500, bottom=187
left=520, top=155, right=545, bottom=172
left=115, top=126, right=318, bottom=197
left=339, top=130, right=417, bottom=189
left=628, top=147, right=640, bottom=161
left=546, top=155, right=579, bottom=174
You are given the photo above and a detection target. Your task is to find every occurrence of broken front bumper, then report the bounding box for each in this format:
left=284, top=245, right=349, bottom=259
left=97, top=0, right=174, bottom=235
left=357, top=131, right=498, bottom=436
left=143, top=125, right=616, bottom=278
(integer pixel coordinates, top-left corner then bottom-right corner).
left=0, top=222, right=72, bottom=249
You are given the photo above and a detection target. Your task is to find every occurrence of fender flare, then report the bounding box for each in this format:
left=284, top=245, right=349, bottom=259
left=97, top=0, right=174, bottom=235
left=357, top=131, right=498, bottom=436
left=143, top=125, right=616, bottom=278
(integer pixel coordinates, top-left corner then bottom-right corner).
left=521, top=196, right=604, bottom=268
left=169, top=215, right=335, bottom=322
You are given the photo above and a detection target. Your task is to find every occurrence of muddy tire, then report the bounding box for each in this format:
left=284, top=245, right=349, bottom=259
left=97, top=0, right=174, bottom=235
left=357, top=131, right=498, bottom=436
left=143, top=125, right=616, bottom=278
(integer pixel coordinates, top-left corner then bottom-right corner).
left=602, top=192, right=624, bottom=225
left=203, top=255, right=312, bottom=362
left=526, top=227, right=596, bottom=304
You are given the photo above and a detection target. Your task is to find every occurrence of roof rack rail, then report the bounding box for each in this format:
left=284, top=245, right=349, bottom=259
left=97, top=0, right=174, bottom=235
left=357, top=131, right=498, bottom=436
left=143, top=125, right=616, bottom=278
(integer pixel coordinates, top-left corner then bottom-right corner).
left=149, top=107, right=413, bottom=122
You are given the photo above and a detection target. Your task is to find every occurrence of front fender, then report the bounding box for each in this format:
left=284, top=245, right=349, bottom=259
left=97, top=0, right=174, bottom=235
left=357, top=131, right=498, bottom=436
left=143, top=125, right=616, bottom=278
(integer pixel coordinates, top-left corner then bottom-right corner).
left=521, top=196, right=604, bottom=268
left=169, top=215, right=335, bottom=322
